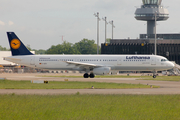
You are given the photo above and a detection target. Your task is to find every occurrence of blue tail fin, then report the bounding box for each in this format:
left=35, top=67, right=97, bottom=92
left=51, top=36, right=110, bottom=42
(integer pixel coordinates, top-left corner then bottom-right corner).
left=7, top=32, right=34, bottom=56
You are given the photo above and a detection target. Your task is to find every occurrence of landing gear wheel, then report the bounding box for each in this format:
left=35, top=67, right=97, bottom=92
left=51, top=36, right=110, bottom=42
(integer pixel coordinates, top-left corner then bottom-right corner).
left=153, top=75, right=156, bottom=78
left=89, top=73, right=95, bottom=78
left=83, top=73, right=89, bottom=78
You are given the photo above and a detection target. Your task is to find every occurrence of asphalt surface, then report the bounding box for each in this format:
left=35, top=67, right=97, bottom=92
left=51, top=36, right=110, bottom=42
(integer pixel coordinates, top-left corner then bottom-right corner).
left=0, top=73, right=180, bottom=95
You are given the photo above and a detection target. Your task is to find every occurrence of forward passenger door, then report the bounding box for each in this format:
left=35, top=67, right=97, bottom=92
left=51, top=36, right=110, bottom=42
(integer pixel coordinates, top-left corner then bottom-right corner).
left=151, top=57, right=156, bottom=65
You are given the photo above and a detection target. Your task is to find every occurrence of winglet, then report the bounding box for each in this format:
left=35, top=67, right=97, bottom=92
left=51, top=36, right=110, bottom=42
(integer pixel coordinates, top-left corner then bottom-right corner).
left=7, top=32, right=34, bottom=56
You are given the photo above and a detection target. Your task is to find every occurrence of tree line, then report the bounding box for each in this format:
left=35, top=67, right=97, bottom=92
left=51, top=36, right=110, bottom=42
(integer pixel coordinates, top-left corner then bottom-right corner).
left=46, top=39, right=100, bottom=54
left=0, top=46, right=9, bottom=51
left=1, top=39, right=101, bottom=54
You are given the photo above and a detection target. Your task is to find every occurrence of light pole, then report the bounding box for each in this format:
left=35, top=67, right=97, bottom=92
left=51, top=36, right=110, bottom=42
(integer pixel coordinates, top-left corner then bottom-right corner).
left=154, top=11, right=157, bottom=55
left=94, top=12, right=101, bottom=54
left=102, top=17, right=108, bottom=43
left=109, top=20, right=115, bottom=39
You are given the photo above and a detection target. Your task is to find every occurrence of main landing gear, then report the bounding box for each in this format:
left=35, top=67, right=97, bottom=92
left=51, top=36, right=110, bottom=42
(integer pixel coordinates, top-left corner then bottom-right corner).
left=83, top=73, right=95, bottom=78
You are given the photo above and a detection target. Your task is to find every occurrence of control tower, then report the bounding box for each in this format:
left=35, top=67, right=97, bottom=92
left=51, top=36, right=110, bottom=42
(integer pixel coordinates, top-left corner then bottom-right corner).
left=135, top=0, right=169, bottom=36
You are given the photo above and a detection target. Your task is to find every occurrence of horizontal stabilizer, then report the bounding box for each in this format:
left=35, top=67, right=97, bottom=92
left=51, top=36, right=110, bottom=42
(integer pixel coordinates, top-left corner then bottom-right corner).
left=3, top=57, right=21, bottom=61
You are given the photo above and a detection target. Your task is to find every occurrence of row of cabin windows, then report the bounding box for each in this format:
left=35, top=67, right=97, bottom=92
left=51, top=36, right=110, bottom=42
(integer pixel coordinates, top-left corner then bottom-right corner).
left=38, top=58, right=169, bottom=62
left=80, top=60, right=117, bottom=62
left=39, top=59, right=165, bottom=62
left=124, top=60, right=147, bottom=62
left=124, top=59, right=169, bottom=62
left=39, top=59, right=58, bottom=61
left=39, top=59, right=117, bottom=62
left=39, top=59, right=74, bottom=61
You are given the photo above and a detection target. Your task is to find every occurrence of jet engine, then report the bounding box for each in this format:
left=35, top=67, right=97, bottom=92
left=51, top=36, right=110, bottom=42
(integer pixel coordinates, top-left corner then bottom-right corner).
left=93, top=67, right=111, bottom=75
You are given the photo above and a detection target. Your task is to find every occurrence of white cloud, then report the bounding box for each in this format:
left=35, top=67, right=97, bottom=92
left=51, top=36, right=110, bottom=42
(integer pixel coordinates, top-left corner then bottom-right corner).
left=0, top=21, right=5, bottom=26
left=8, top=21, right=14, bottom=26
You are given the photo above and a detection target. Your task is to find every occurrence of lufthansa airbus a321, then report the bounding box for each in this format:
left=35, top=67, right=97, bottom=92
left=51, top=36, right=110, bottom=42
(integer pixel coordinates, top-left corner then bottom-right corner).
left=4, top=32, right=174, bottom=78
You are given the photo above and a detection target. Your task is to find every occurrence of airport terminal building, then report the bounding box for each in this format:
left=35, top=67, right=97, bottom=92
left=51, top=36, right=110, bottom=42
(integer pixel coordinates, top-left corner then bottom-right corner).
left=101, top=0, right=180, bottom=64
left=101, top=34, right=180, bottom=64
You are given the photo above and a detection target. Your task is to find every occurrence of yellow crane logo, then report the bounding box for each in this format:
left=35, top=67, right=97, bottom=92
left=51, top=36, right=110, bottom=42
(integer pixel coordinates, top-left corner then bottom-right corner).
left=11, top=39, right=21, bottom=49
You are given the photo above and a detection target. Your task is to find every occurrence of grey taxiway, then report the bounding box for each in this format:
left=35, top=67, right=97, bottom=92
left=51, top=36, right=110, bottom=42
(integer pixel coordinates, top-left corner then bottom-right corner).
left=0, top=73, right=180, bottom=95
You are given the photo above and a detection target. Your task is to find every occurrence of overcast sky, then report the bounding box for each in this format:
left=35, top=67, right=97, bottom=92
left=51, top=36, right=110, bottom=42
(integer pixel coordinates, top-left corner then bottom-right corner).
left=0, top=0, right=180, bottom=50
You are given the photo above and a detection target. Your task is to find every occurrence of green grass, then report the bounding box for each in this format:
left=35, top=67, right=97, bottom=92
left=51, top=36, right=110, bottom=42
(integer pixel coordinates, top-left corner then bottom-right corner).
left=0, top=80, right=157, bottom=89
left=40, top=75, right=180, bottom=81
left=0, top=94, right=180, bottom=120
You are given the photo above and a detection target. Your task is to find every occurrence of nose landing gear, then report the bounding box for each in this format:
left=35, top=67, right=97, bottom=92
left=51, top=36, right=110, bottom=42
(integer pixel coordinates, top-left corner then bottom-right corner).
left=153, top=75, right=156, bottom=78
left=153, top=70, right=157, bottom=78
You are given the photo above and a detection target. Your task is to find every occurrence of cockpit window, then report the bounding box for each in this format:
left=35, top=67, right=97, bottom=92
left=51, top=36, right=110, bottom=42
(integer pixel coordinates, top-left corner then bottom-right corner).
left=161, top=59, right=168, bottom=62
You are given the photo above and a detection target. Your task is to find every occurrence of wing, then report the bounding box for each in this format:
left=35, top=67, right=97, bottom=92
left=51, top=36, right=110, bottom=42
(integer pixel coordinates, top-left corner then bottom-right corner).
left=65, top=61, right=103, bottom=70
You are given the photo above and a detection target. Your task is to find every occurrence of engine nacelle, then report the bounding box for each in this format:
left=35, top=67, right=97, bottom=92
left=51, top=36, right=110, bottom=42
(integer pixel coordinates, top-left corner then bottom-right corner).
left=93, top=67, right=111, bottom=75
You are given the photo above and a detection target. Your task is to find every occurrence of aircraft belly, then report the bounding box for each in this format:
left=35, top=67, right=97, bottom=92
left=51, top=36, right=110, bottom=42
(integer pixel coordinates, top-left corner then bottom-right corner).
left=111, top=66, right=150, bottom=71
left=111, top=65, right=169, bottom=71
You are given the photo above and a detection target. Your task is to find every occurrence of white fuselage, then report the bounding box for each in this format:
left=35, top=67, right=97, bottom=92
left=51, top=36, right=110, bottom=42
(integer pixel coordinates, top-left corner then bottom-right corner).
left=5, top=54, right=174, bottom=72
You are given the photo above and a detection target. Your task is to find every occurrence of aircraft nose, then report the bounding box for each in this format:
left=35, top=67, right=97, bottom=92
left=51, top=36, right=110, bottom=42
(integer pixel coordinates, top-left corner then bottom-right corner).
left=168, top=62, right=175, bottom=69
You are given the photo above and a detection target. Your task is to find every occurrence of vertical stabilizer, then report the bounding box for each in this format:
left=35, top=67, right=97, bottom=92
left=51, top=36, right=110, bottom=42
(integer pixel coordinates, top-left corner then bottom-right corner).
left=7, top=32, right=34, bottom=56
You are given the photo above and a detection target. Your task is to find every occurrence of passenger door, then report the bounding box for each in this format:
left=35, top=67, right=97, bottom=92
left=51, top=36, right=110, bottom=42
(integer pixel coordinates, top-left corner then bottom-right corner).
left=117, top=59, right=121, bottom=65
left=30, top=57, right=35, bottom=65
left=151, top=57, right=156, bottom=65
